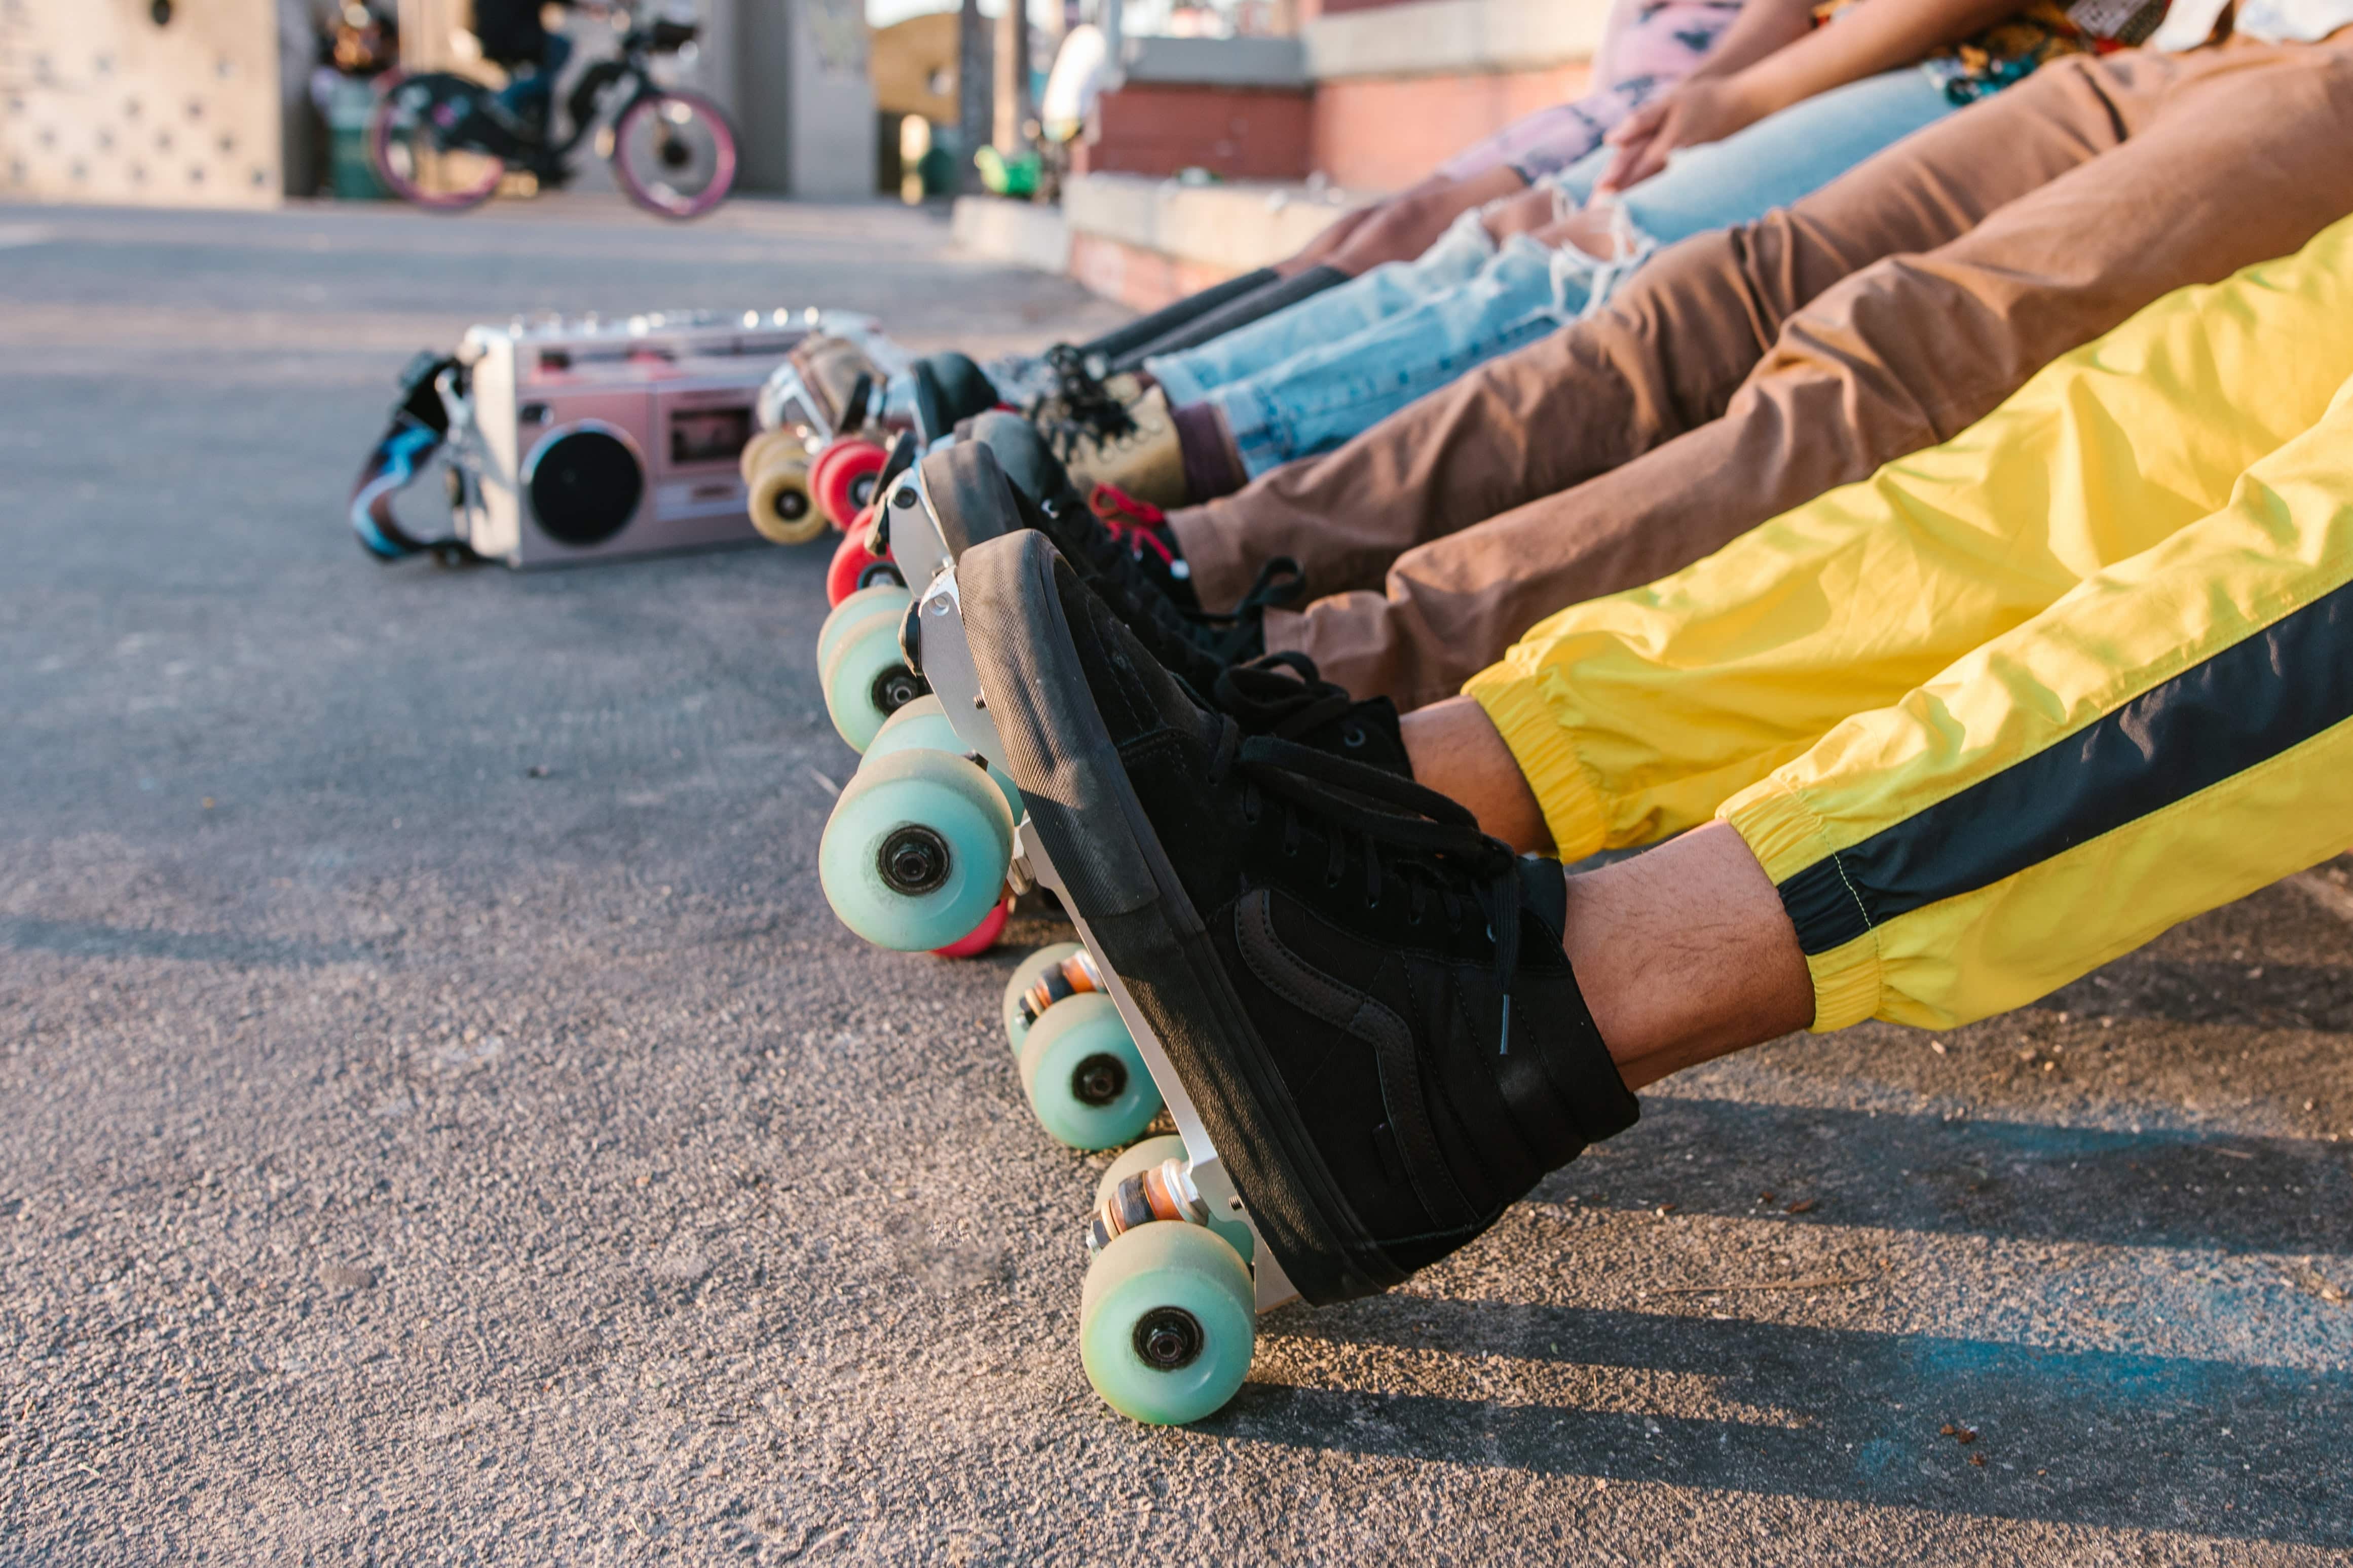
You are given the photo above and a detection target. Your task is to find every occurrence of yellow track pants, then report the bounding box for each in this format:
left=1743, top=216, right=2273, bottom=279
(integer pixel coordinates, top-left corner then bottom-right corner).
left=1467, top=214, right=2353, bottom=1030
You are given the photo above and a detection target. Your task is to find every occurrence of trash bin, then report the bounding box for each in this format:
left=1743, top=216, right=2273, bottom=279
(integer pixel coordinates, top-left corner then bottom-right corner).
left=324, top=76, right=388, bottom=200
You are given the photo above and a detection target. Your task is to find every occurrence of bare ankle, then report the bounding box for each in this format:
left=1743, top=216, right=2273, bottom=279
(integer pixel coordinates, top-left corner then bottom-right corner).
left=1401, top=696, right=1551, bottom=853
left=1560, top=821, right=1815, bottom=1089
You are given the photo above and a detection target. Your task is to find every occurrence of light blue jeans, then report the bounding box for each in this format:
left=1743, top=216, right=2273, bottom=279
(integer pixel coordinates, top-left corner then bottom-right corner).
left=1152, top=66, right=1957, bottom=478
left=1145, top=208, right=1503, bottom=408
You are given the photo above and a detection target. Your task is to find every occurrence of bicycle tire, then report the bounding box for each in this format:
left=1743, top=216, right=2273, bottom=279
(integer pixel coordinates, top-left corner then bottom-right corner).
left=610, top=90, right=738, bottom=220
left=371, top=71, right=507, bottom=212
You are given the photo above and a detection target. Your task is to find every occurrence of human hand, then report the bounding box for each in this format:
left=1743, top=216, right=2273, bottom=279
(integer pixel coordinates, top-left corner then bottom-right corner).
left=1595, top=78, right=1769, bottom=195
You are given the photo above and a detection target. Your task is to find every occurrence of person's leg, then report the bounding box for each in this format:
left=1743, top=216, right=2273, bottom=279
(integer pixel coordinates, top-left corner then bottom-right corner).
left=1143, top=208, right=1511, bottom=406
left=1542, top=367, right=2353, bottom=1087
left=1205, top=237, right=1567, bottom=478
left=1125, top=0, right=1738, bottom=376
left=1561, top=820, right=1814, bottom=1087
left=1161, top=48, right=2172, bottom=614
left=1408, top=214, right=2353, bottom=853
left=1264, top=42, right=2353, bottom=708
left=1074, top=267, right=1293, bottom=367
left=1190, top=68, right=1961, bottom=480
left=1723, top=372, right=2353, bottom=1032
left=1319, top=167, right=1530, bottom=278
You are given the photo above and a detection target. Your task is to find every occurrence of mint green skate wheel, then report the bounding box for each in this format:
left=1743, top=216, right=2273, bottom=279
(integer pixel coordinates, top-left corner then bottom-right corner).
left=822, top=604, right=926, bottom=752
left=1002, top=941, right=1085, bottom=1050
left=866, top=695, right=1022, bottom=821
left=1094, top=1134, right=1189, bottom=1210
left=1080, top=1221, right=1255, bottom=1425
left=816, top=584, right=912, bottom=673
left=819, top=747, right=1015, bottom=951
left=1017, top=992, right=1159, bottom=1151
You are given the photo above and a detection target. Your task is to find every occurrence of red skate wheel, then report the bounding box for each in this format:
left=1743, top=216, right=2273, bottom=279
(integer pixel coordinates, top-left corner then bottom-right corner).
left=932, top=896, right=1009, bottom=960
left=813, top=439, right=889, bottom=531
left=825, top=510, right=903, bottom=606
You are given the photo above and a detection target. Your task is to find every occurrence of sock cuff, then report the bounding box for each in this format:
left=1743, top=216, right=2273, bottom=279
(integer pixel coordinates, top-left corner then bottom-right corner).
left=1171, top=399, right=1248, bottom=503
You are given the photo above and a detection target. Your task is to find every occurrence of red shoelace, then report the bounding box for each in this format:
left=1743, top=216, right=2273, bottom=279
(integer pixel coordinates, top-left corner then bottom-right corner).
left=1090, top=483, right=1178, bottom=570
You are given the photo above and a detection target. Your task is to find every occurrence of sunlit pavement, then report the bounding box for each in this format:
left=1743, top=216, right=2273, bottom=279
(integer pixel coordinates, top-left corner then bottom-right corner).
left=3, top=195, right=2349, bottom=1564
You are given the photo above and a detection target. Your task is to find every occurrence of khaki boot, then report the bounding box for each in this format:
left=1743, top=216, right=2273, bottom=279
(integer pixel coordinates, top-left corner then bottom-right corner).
left=1043, top=384, right=1187, bottom=510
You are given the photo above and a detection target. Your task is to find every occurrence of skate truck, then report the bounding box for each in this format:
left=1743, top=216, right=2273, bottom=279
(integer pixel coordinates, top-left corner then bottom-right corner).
left=814, top=445, right=1294, bottom=1425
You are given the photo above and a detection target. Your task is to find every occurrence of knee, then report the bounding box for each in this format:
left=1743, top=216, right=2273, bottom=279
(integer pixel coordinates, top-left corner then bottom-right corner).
left=1481, top=184, right=1559, bottom=242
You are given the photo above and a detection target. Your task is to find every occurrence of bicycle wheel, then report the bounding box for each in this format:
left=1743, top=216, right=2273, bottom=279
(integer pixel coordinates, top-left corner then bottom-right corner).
left=611, top=91, right=738, bottom=220
left=371, top=72, right=507, bottom=211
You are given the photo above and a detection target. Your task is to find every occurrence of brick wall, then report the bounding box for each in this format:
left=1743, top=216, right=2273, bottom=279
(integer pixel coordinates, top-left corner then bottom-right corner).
left=1070, top=83, right=1317, bottom=181
left=1310, top=61, right=1591, bottom=189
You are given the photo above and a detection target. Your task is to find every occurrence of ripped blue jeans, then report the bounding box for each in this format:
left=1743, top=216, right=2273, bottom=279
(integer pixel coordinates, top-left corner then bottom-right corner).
left=1166, top=66, right=1957, bottom=478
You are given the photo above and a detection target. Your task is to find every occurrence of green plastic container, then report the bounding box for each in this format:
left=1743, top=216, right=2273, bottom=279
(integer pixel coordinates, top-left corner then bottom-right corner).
left=325, top=77, right=389, bottom=201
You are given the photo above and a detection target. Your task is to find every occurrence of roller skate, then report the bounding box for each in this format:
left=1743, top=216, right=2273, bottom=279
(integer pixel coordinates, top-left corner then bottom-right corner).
left=811, top=441, right=1393, bottom=1147
left=810, top=440, right=1402, bottom=775
left=810, top=434, right=1401, bottom=974
left=813, top=463, right=1279, bottom=1423
left=1021, top=345, right=1186, bottom=509
left=742, top=337, right=1000, bottom=546
left=817, top=455, right=1644, bottom=1426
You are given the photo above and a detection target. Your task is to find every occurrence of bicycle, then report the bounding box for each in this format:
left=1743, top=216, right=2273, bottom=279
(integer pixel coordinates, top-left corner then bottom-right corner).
left=368, top=16, right=738, bottom=219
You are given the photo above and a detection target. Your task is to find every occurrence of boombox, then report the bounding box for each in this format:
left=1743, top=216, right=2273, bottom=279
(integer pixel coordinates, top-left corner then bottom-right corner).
left=449, top=309, right=840, bottom=567
left=355, top=308, right=894, bottom=569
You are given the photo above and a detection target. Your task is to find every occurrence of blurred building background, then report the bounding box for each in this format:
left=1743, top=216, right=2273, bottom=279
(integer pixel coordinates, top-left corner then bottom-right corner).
left=1, top=0, right=1612, bottom=308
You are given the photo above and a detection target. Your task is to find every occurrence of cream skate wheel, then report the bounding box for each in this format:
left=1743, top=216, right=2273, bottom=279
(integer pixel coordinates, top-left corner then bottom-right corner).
left=1017, top=991, right=1159, bottom=1151
left=1002, top=940, right=1085, bottom=1049
left=1080, top=1221, right=1255, bottom=1426
left=751, top=454, right=824, bottom=545
left=738, top=425, right=801, bottom=485
left=818, top=747, right=1015, bottom=951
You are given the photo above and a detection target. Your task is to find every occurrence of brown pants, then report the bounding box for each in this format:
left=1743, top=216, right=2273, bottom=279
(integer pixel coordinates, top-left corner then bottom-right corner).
left=1164, top=39, right=2353, bottom=709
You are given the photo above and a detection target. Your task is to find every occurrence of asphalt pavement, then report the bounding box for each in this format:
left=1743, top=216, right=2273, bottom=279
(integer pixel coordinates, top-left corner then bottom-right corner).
left=2, top=194, right=2350, bottom=1565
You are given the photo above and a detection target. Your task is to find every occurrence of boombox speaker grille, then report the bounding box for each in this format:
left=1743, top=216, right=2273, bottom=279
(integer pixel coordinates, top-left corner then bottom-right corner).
left=524, top=423, right=646, bottom=547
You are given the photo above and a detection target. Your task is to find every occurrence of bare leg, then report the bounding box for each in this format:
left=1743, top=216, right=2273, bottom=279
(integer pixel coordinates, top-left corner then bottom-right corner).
left=1402, top=695, right=1553, bottom=852
left=1318, top=167, right=1528, bottom=275
left=1529, top=203, right=1621, bottom=259
left=1279, top=203, right=1382, bottom=276
left=1562, top=822, right=1814, bottom=1087
left=1481, top=182, right=1564, bottom=242
left=1402, top=696, right=1813, bottom=1086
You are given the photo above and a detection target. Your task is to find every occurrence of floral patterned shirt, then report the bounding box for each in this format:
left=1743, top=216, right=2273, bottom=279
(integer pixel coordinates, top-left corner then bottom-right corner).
left=1818, top=0, right=2174, bottom=103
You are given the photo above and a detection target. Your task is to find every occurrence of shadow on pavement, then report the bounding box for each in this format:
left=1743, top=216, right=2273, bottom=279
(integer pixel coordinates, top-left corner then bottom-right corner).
left=1229, top=1301, right=2350, bottom=1544
left=1583, top=1097, right=2353, bottom=1257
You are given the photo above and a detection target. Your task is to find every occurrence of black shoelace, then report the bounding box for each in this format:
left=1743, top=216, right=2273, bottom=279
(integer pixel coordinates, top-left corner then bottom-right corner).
left=1214, top=733, right=1526, bottom=1054
left=1185, top=558, right=1306, bottom=665
left=1212, top=653, right=1365, bottom=748
left=1040, top=494, right=1299, bottom=672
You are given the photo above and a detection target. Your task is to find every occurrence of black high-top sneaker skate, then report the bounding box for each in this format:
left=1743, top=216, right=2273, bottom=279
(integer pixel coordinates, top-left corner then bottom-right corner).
left=912, top=443, right=1406, bottom=774
left=908, top=351, right=1005, bottom=431
left=956, top=530, right=1639, bottom=1304
left=961, top=409, right=1202, bottom=610
left=958, top=409, right=1310, bottom=657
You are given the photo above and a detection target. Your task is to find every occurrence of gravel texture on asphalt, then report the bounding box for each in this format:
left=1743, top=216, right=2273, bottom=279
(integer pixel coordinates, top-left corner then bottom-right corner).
left=2, top=198, right=2349, bottom=1565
